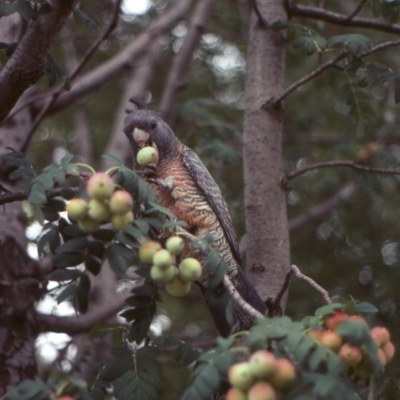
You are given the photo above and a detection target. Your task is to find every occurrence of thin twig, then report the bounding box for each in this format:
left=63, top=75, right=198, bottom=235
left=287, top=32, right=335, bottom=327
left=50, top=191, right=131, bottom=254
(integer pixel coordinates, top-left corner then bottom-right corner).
left=290, top=265, right=332, bottom=304
left=285, top=160, right=400, bottom=182
left=289, top=3, right=400, bottom=35
left=222, top=275, right=264, bottom=320
left=268, top=53, right=344, bottom=107
left=20, top=0, right=123, bottom=153
left=345, top=0, right=367, bottom=21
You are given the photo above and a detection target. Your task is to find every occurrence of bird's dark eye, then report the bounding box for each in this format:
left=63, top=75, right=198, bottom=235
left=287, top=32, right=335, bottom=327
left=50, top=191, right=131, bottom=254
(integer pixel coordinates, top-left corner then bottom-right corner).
left=150, top=119, right=157, bottom=129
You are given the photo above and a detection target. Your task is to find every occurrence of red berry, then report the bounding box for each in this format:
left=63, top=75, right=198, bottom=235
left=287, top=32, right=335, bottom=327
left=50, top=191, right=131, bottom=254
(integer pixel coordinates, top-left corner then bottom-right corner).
left=370, top=327, right=390, bottom=347
left=249, top=350, right=276, bottom=379
left=325, top=311, right=349, bottom=330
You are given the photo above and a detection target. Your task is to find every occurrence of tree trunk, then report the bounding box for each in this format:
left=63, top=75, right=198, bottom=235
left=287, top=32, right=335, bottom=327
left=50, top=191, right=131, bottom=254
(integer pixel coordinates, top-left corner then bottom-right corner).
left=242, top=2, right=290, bottom=311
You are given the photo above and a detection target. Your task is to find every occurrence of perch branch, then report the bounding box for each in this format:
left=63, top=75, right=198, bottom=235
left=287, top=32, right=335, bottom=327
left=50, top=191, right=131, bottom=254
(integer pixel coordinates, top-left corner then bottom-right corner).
left=290, top=265, right=332, bottom=304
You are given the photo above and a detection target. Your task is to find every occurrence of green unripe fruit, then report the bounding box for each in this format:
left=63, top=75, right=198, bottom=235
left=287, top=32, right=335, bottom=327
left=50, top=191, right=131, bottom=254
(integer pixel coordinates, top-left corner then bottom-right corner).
left=87, top=172, right=114, bottom=200
left=138, top=241, right=162, bottom=264
left=153, top=249, right=173, bottom=269
left=110, top=190, right=133, bottom=214
left=150, top=265, right=175, bottom=283
left=137, top=147, right=159, bottom=166
left=249, top=350, right=277, bottom=379
left=111, top=211, right=133, bottom=230
left=66, top=198, right=88, bottom=221
left=166, top=236, right=185, bottom=255
left=178, top=258, right=202, bottom=282
left=88, top=199, right=111, bottom=222
left=228, top=362, right=256, bottom=392
left=78, top=217, right=100, bottom=233
left=165, top=276, right=191, bottom=297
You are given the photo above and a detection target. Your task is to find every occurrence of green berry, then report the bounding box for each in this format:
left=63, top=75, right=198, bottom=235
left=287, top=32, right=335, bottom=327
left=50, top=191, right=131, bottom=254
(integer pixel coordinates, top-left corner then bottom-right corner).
left=150, top=265, right=175, bottom=283
left=110, top=190, right=133, bottom=214
left=178, top=258, right=202, bottom=282
left=87, top=172, right=114, bottom=200
left=153, top=249, right=173, bottom=269
left=88, top=199, right=111, bottom=222
left=137, top=147, right=158, bottom=166
left=166, top=236, right=185, bottom=255
left=138, top=241, right=162, bottom=264
left=111, top=211, right=133, bottom=230
left=165, top=276, right=191, bottom=297
left=66, top=198, right=88, bottom=221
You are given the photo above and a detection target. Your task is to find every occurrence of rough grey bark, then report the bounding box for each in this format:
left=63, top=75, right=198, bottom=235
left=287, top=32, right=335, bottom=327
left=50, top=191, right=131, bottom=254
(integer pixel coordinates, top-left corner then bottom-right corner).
left=0, top=0, right=75, bottom=122
left=242, top=2, right=290, bottom=308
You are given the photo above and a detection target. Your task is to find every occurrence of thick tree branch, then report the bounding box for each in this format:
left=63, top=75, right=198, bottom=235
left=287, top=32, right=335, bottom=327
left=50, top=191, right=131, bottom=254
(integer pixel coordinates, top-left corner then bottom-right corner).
left=19, top=0, right=123, bottom=152
left=285, top=160, right=400, bottom=182
left=47, top=0, right=193, bottom=115
left=289, top=3, right=400, bottom=34
left=0, top=0, right=75, bottom=122
left=37, top=289, right=130, bottom=334
left=159, top=0, right=217, bottom=127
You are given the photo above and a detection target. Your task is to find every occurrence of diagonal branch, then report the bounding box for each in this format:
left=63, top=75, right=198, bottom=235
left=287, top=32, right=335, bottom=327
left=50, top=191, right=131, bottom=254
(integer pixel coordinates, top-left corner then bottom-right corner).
left=289, top=3, right=400, bottom=34
left=345, top=0, right=367, bottom=22
left=272, top=38, right=400, bottom=106
left=158, top=0, right=217, bottom=127
left=19, top=0, right=123, bottom=152
left=37, top=288, right=130, bottom=334
left=290, top=265, right=332, bottom=304
left=0, top=0, right=75, bottom=122
left=47, top=0, right=193, bottom=115
left=285, top=160, right=400, bottom=182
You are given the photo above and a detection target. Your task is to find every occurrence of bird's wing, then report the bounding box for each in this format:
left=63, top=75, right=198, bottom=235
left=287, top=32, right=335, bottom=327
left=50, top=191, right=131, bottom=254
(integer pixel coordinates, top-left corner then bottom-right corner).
left=182, top=147, right=241, bottom=265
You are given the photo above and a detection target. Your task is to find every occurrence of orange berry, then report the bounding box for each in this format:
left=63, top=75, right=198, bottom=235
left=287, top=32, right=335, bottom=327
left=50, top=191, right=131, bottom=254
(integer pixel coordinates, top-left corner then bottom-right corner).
left=268, top=358, right=296, bottom=390
left=248, top=382, right=277, bottom=400
left=382, top=341, right=395, bottom=363
left=370, top=327, right=390, bottom=347
left=338, top=343, right=362, bottom=367
left=319, top=330, right=343, bottom=351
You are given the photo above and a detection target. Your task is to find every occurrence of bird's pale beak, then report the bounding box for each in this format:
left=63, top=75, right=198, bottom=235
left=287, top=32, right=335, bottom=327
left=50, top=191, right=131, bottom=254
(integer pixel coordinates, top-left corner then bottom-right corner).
left=133, top=128, right=150, bottom=148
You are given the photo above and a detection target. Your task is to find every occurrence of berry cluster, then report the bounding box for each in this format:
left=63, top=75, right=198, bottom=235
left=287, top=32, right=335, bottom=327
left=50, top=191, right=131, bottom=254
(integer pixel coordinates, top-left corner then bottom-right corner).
left=66, top=172, right=134, bottom=232
left=138, top=237, right=203, bottom=297
left=309, top=311, right=395, bottom=377
left=226, top=351, right=296, bottom=400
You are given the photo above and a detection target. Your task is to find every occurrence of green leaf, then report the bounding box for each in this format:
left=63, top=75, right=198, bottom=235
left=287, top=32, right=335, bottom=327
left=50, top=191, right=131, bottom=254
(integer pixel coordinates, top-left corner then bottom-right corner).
left=293, top=33, right=326, bottom=56
left=85, top=255, right=102, bottom=275
left=56, top=283, right=77, bottom=304
left=102, top=154, right=124, bottom=166
left=326, top=34, right=372, bottom=55
left=88, top=240, right=105, bottom=259
left=60, top=187, right=77, bottom=200
left=28, top=181, right=47, bottom=204
left=314, top=303, right=343, bottom=317
left=92, top=228, right=115, bottom=241
left=48, top=268, right=81, bottom=281
left=55, top=237, right=89, bottom=253
left=52, top=252, right=86, bottom=267
left=354, top=301, right=378, bottom=313
left=75, top=272, right=91, bottom=313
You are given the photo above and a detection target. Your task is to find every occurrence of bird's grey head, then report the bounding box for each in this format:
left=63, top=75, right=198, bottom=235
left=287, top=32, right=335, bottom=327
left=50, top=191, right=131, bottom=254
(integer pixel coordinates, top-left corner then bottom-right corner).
left=123, top=109, right=179, bottom=160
